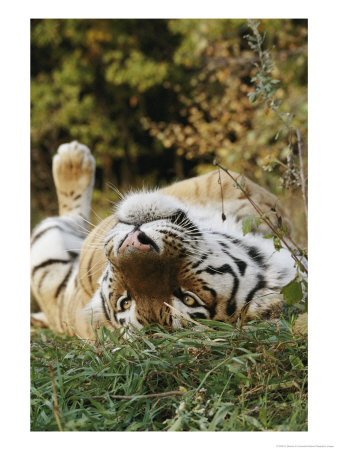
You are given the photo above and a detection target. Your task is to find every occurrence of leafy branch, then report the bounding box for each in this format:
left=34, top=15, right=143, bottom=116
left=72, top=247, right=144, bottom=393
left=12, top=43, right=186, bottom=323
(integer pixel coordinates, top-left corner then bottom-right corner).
left=214, top=161, right=308, bottom=312
left=245, top=19, right=308, bottom=224
left=214, top=161, right=307, bottom=275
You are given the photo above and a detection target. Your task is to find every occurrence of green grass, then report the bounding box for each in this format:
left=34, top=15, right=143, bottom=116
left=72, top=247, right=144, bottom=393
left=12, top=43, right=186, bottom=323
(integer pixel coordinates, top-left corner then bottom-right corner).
left=31, top=317, right=307, bottom=431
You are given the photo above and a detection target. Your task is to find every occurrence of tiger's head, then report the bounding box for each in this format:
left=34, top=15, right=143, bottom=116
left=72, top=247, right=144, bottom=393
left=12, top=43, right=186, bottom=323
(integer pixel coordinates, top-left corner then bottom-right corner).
left=85, top=191, right=296, bottom=331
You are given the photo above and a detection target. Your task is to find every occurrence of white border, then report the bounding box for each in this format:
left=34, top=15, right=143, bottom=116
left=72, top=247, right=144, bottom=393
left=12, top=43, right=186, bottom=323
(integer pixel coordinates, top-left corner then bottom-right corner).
left=1, top=1, right=337, bottom=448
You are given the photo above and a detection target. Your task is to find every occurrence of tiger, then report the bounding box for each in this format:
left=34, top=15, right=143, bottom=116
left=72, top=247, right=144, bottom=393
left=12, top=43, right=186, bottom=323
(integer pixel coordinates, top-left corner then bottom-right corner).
left=30, top=141, right=297, bottom=340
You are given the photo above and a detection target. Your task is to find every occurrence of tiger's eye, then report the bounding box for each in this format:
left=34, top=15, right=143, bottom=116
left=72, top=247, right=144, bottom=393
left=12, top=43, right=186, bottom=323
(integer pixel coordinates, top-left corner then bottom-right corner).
left=182, top=295, right=196, bottom=306
left=121, top=299, right=132, bottom=310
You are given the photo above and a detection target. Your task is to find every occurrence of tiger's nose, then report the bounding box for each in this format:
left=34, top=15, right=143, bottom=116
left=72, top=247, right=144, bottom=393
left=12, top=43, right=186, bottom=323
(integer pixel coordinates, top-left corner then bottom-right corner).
left=119, top=230, right=158, bottom=253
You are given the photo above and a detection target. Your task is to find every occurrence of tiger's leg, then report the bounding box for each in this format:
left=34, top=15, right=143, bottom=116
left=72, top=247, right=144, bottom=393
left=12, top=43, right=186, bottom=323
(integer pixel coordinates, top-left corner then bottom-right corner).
left=30, top=141, right=95, bottom=334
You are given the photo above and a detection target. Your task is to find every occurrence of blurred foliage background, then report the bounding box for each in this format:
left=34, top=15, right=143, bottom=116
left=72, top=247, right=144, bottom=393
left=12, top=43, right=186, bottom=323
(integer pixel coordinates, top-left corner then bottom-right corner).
left=31, top=19, right=307, bottom=243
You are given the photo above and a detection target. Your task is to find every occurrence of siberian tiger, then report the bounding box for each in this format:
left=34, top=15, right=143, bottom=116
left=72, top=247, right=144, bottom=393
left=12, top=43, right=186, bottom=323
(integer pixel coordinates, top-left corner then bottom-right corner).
left=31, top=141, right=297, bottom=340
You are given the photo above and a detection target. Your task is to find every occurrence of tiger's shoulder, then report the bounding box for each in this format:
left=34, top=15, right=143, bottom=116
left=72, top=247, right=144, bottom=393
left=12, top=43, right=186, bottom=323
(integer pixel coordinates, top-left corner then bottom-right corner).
left=161, top=169, right=290, bottom=231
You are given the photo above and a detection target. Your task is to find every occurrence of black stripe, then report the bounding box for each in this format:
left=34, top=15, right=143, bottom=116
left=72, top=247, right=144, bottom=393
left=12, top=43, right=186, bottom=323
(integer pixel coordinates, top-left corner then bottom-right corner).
left=58, top=291, right=67, bottom=333
left=31, top=223, right=86, bottom=247
left=31, top=225, right=63, bottom=246
left=158, top=229, right=182, bottom=240
left=173, top=288, right=184, bottom=300
left=208, top=265, right=241, bottom=317
left=189, top=312, right=207, bottom=320
left=219, top=241, right=229, bottom=249
left=136, top=311, right=149, bottom=326
left=160, top=304, right=172, bottom=326
left=100, top=291, right=110, bottom=321
left=219, top=243, right=247, bottom=276
left=79, top=277, right=94, bottom=299
left=55, top=266, right=73, bottom=298
left=191, top=254, right=208, bottom=269
left=219, top=236, right=266, bottom=270
left=212, top=232, right=241, bottom=245
left=245, top=274, right=266, bottom=304
left=247, top=246, right=265, bottom=267
left=87, top=252, right=95, bottom=291
left=37, top=270, right=49, bottom=293
left=103, top=270, right=109, bottom=283
left=56, top=266, right=73, bottom=331
left=226, top=275, right=239, bottom=317
left=168, top=210, right=202, bottom=237
left=67, top=250, right=79, bottom=260
left=32, top=259, right=70, bottom=277
left=56, top=220, right=87, bottom=239
left=234, top=259, right=247, bottom=276
left=197, top=263, right=239, bottom=316
left=202, top=285, right=217, bottom=298
left=196, top=263, right=234, bottom=276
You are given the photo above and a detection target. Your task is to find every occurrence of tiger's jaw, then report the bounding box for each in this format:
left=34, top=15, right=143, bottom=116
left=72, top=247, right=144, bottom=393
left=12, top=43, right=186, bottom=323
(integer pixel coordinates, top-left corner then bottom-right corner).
left=104, top=218, right=187, bottom=301
left=112, top=254, right=180, bottom=300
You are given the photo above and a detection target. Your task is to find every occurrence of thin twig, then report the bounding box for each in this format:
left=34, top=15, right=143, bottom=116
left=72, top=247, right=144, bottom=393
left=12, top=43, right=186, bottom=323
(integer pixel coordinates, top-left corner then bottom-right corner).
left=217, top=165, right=226, bottom=221
left=295, top=127, right=308, bottom=224
left=48, top=366, right=63, bottom=432
left=203, top=45, right=308, bottom=70
left=214, top=162, right=307, bottom=274
left=271, top=105, right=308, bottom=229
left=90, top=391, right=185, bottom=401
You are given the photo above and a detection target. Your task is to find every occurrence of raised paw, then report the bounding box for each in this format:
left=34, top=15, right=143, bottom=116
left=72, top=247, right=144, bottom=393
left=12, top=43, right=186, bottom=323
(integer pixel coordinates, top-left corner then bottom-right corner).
left=52, top=141, right=96, bottom=218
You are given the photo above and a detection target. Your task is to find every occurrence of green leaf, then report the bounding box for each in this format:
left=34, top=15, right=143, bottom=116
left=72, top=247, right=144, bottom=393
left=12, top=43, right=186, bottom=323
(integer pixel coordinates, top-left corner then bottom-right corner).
left=248, top=92, right=259, bottom=103
left=242, top=216, right=253, bottom=235
left=273, top=235, right=282, bottom=251
left=289, top=355, right=304, bottom=370
left=254, top=217, right=261, bottom=228
left=281, top=280, right=303, bottom=305
left=259, top=407, right=267, bottom=427
left=243, top=415, right=263, bottom=430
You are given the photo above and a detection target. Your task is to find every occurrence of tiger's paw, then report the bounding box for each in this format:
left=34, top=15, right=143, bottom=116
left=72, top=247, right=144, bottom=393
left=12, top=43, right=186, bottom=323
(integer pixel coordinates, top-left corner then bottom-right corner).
left=52, top=141, right=95, bottom=219
left=31, top=312, right=49, bottom=328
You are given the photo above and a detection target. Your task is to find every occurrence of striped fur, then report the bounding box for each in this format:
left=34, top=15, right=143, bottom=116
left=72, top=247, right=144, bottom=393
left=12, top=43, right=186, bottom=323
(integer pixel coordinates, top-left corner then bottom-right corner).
left=31, top=142, right=296, bottom=340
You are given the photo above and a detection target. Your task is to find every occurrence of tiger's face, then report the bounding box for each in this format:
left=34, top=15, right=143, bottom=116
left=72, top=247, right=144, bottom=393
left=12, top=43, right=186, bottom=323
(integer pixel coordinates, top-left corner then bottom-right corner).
left=94, top=192, right=295, bottom=331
